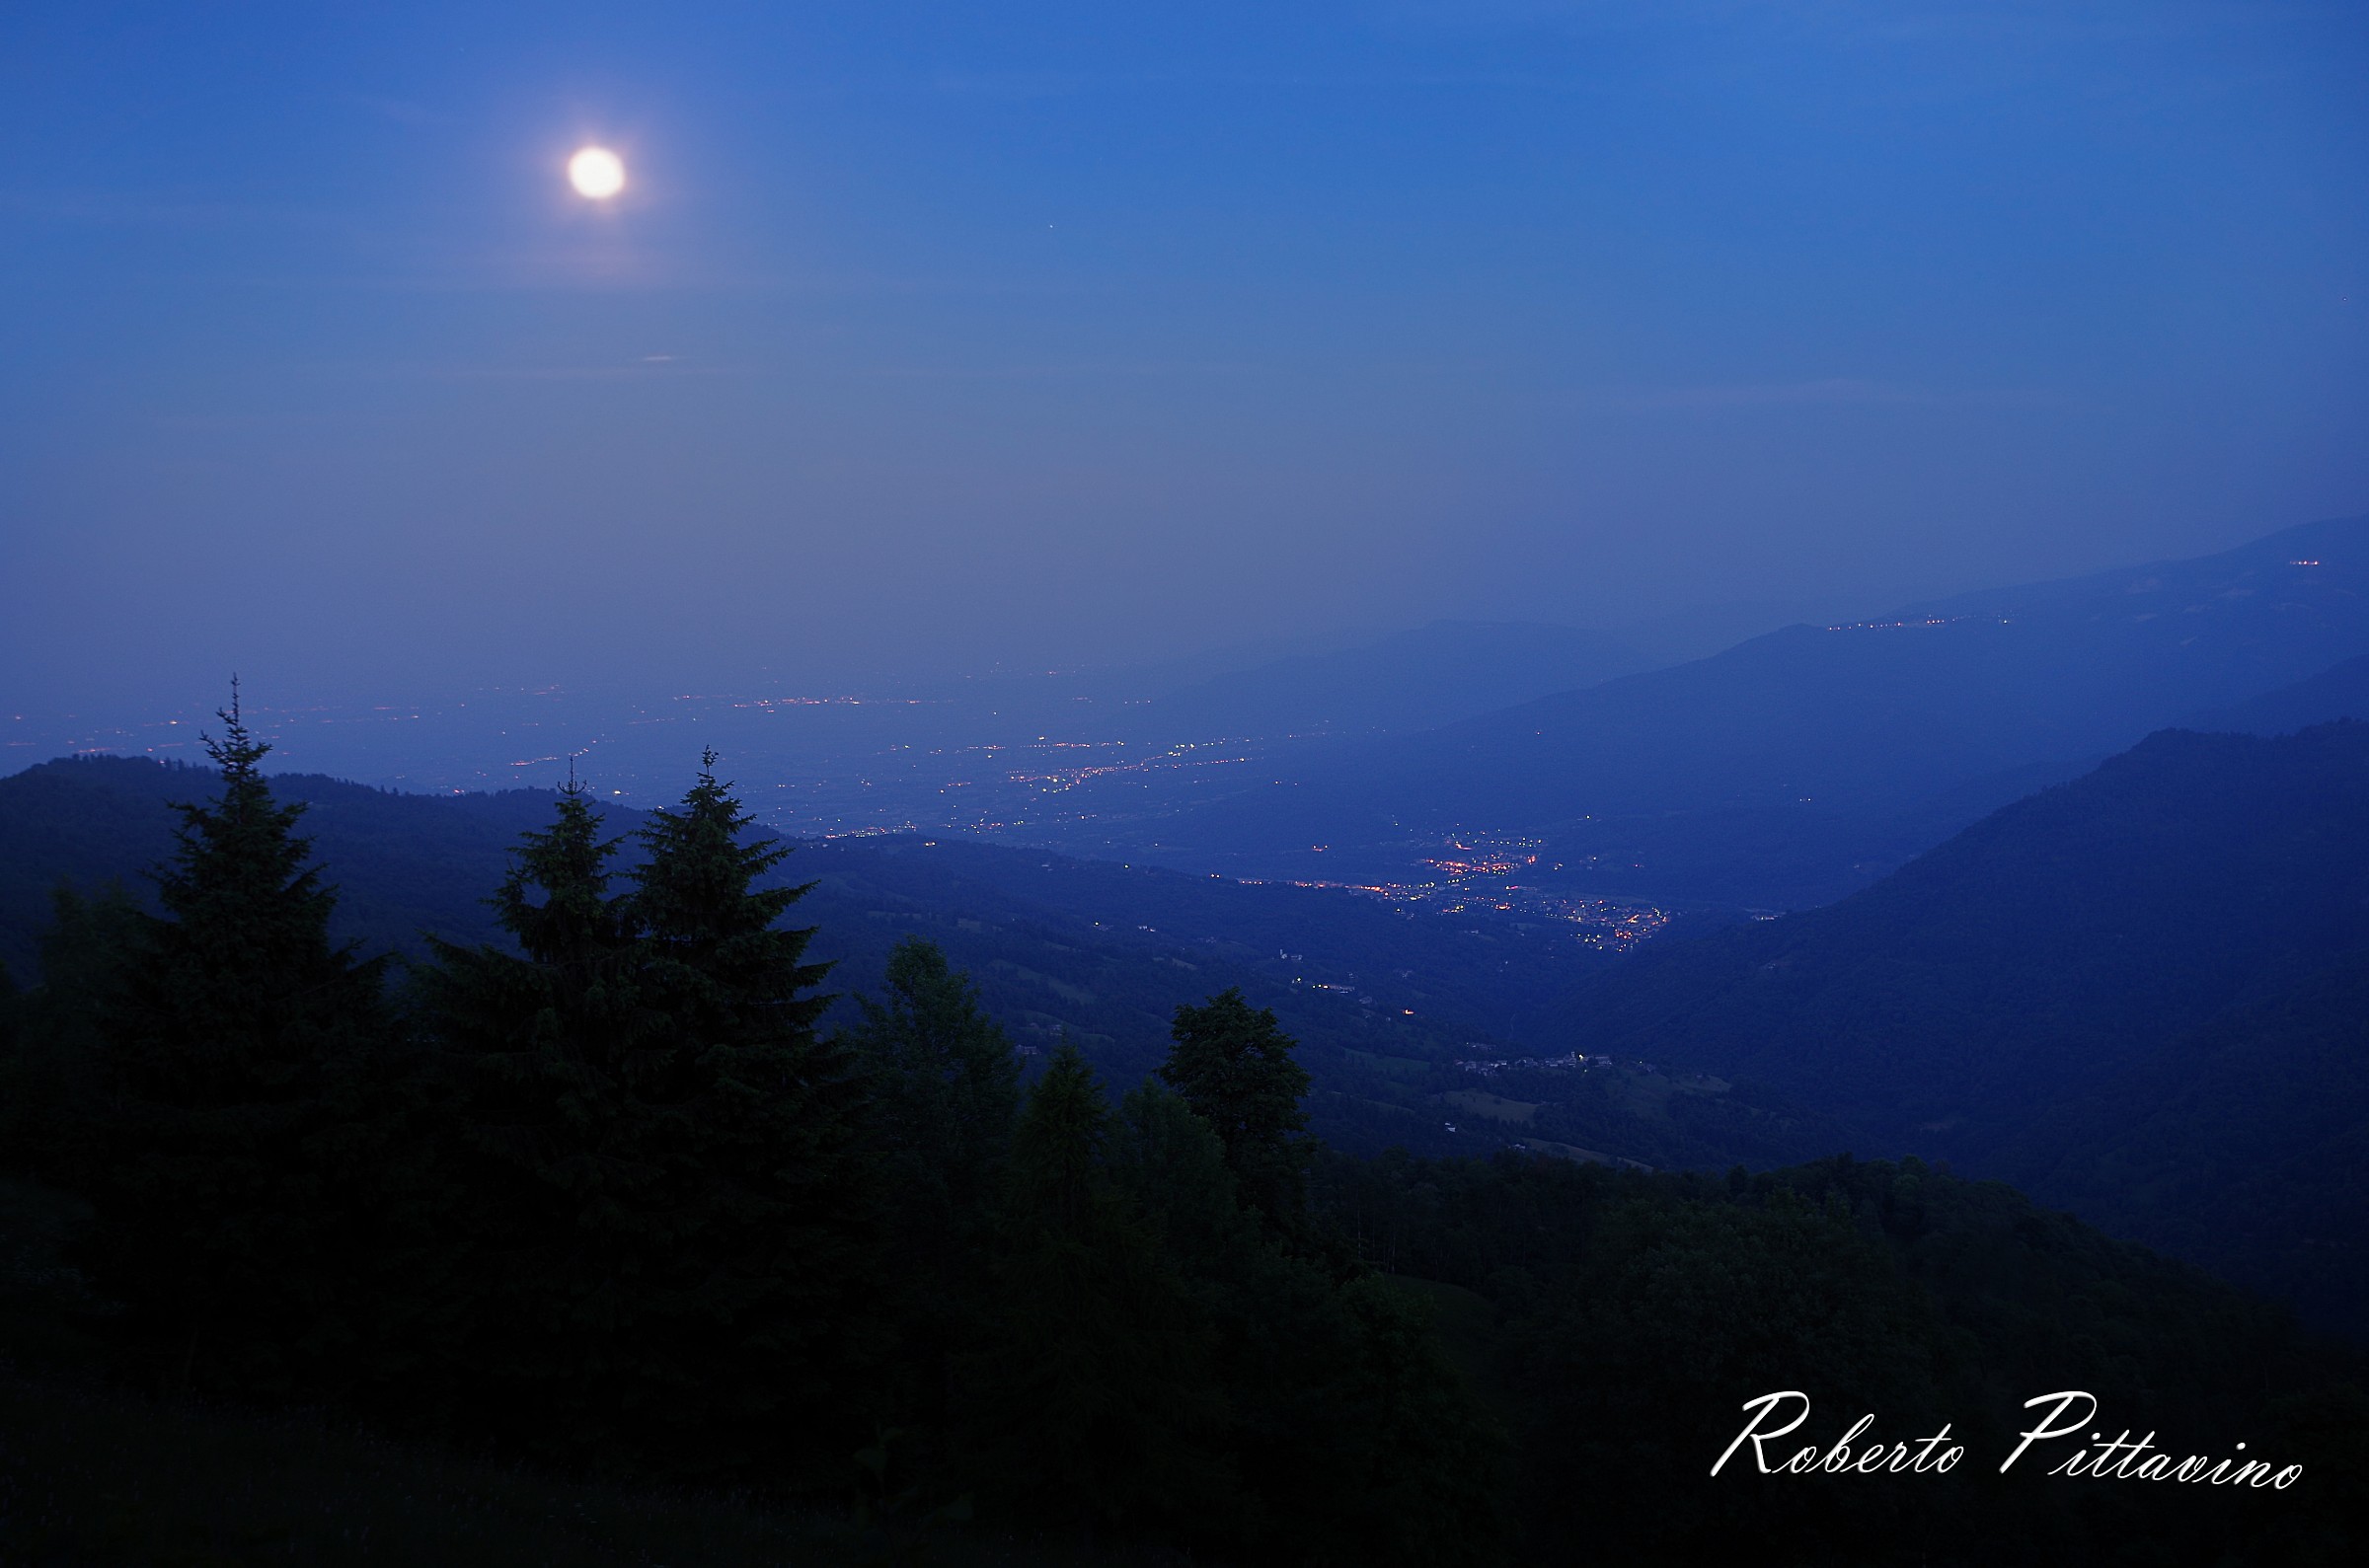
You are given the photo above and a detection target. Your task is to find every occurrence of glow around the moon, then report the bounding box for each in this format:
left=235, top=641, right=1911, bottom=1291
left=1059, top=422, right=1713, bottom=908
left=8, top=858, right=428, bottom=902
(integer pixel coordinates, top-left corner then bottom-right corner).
left=568, top=147, right=626, bottom=199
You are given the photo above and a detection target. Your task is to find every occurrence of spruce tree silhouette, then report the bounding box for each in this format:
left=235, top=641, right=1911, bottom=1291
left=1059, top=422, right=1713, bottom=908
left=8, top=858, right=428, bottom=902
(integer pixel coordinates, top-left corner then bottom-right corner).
left=77, top=680, right=388, bottom=1395
left=967, top=1042, right=1240, bottom=1539
left=419, top=751, right=875, bottom=1477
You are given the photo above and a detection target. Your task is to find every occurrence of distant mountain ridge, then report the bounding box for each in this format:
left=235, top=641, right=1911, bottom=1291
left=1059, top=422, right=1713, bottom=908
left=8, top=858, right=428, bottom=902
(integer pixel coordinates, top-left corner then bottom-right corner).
left=4, top=620, right=1646, bottom=840
left=1048, top=515, right=2369, bottom=907
left=2187, top=652, right=2369, bottom=735
left=1121, top=620, right=1644, bottom=741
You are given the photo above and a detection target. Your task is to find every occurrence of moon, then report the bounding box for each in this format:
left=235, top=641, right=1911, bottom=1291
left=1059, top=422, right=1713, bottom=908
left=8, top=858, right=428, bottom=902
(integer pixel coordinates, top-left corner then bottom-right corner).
left=568, top=147, right=626, bottom=199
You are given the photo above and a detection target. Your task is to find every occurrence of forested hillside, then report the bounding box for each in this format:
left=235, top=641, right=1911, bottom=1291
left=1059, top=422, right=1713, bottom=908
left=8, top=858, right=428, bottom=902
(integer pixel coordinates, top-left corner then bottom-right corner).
left=1317, top=1149, right=2366, bottom=1563
left=2006, top=948, right=2369, bottom=1336
left=1555, top=721, right=2369, bottom=1331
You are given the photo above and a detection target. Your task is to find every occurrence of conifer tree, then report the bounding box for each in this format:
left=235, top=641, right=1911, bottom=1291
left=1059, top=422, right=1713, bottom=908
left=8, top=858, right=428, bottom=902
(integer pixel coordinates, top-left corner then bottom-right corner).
left=627, top=750, right=876, bottom=1474
left=634, top=749, right=831, bottom=1013
left=135, top=689, right=386, bottom=1096
left=966, top=1043, right=1243, bottom=1540
left=1144, top=998, right=1504, bottom=1565
left=847, top=939, right=1020, bottom=1259
left=0, top=884, right=142, bottom=1173
left=74, top=686, right=388, bottom=1394
left=419, top=754, right=874, bottom=1477
left=1109, top=1081, right=1259, bottom=1277
left=0, top=958, right=19, bottom=1137
left=410, top=768, right=646, bottom=1444
left=1160, top=989, right=1315, bottom=1230
left=842, top=935, right=1022, bottom=1447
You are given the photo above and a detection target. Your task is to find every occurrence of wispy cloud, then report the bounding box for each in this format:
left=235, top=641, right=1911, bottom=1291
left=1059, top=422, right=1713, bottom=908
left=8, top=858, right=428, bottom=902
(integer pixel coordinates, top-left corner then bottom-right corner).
left=1586, top=377, right=2071, bottom=410
left=394, top=357, right=747, bottom=384
left=1384, top=0, right=2280, bottom=44
left=868, top=358, right=1267, bottom=383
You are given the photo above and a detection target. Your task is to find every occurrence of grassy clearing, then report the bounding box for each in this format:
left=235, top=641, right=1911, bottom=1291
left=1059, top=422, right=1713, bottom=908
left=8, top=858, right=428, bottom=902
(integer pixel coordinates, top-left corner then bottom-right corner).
left=4, top=1371, right=839, bottom=1568
left=1438, top=1090, right=1536, bottom=1125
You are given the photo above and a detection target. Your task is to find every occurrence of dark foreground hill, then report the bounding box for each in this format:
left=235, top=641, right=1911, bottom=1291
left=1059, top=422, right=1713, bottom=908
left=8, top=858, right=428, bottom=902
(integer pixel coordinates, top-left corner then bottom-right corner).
left=1052, top=516, right=2369, bottom=906
left=1553, top=721, right=2369, bottom=1332
left=7, top=1148, right=2362, bottom=1565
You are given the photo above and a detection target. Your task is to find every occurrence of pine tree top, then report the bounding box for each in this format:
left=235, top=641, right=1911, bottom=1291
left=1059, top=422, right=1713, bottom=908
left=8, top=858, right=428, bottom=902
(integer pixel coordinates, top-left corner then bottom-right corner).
left=116, top=680, right=383, bottom=1100
left=492, top=777, right=634, bottom=969
left=634, top=749, right=801, bottom=949
left=157, top=680, right=334, bottom=944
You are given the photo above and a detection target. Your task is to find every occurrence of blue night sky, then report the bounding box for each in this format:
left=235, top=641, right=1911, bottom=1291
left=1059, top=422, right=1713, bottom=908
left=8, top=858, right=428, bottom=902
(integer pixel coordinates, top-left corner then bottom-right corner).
left=4, top=1, right=2365, bottom=710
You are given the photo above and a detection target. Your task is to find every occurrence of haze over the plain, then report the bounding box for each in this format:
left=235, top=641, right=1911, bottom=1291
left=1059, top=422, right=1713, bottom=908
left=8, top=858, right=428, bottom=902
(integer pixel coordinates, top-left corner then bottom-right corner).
left=4, top=0, right=2365, bottom=714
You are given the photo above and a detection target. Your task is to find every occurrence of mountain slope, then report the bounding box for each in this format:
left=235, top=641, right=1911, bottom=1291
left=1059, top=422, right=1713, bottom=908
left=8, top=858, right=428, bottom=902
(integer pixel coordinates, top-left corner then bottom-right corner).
left=1556, top=722, right=2369, bottom=1138
left=2008, top=946, right=2369, bottom=1333
left=1552, top=720, right=2369, bottom=1329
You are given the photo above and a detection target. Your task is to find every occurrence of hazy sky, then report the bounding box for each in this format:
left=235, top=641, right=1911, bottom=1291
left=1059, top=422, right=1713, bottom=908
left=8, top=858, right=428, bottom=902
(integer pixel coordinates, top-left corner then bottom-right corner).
left=5, top=1, right=2365, bottom=709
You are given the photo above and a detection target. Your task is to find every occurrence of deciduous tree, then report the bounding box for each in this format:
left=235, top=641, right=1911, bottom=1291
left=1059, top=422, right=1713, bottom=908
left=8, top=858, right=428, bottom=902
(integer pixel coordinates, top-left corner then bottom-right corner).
left=1160, top=988, right=1314, bottom=1230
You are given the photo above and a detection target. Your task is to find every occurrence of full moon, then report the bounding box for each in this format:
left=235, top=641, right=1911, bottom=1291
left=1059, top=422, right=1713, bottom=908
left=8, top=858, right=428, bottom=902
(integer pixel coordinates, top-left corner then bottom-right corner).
left=568, top=147, right=626, bottom=199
